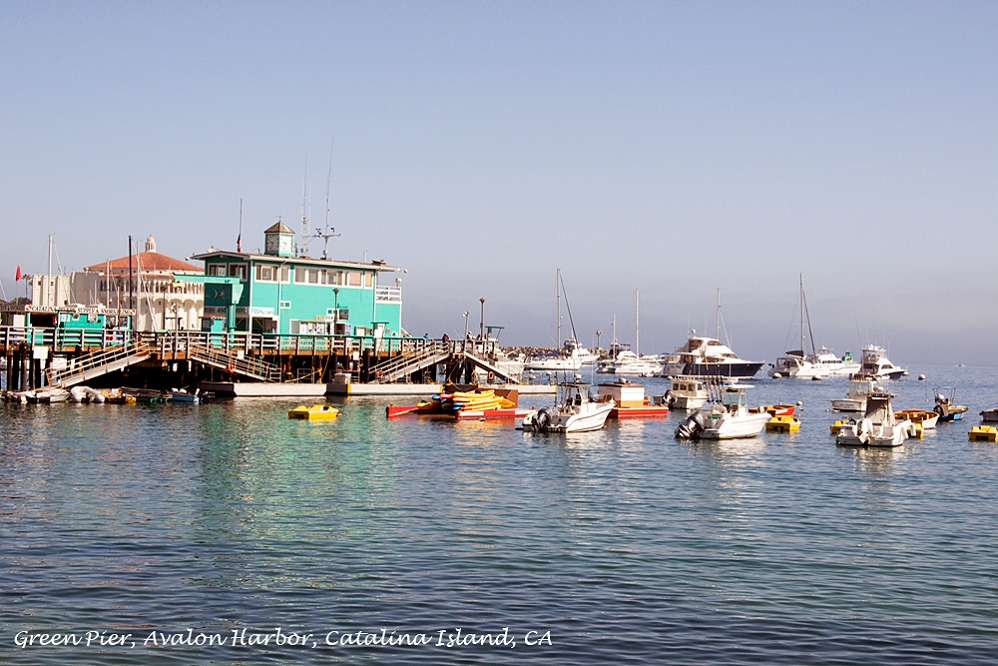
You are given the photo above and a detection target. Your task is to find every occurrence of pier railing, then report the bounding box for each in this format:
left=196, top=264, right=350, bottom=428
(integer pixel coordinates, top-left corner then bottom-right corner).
left=0, top=326, right=494, bottom=358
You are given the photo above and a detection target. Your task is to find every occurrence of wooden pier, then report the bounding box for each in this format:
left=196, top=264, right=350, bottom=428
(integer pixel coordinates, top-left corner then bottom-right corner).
left=0, top=326, right=516, bottom=392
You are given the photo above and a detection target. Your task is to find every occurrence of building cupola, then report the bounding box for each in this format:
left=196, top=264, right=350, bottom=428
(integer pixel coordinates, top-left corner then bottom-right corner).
left=264, top=221, right=295, bottom=257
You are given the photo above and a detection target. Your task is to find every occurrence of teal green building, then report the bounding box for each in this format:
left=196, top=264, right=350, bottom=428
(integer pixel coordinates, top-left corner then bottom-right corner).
left=190, top=222, right=403, bottom=337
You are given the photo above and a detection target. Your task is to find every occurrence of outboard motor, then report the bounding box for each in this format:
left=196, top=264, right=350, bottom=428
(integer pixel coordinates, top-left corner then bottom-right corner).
left=675, top=411, right=707, bottom=439
left=663, top=390, right=676, bottom=408
left=533, top=407, right=553, bottom=432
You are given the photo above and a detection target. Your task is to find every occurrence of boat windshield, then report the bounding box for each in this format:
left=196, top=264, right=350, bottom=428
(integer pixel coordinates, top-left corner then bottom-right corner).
left=721, top=390, right=746, bottom=407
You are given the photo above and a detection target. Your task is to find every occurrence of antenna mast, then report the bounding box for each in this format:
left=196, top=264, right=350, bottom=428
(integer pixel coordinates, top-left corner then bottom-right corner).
left=315, top=136, right=340, bottom=258
left=300, top=157, right=309, bottom=256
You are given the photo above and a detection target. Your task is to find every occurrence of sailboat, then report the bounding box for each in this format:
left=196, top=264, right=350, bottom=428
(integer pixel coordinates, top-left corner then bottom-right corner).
left=769, top=275, right=859, bottom=379
left=599, top=289, right=662, bottom=376
left=523, top=269, right=598, bottom=372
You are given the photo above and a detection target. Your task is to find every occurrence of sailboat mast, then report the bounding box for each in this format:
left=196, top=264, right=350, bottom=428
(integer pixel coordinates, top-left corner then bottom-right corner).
left=800, top=273, right=805, bottom=353
left=47, top=233, right=53, bottom=306
left=715, top=288, right=720, bottom=340
left=556, top=268, right=561, bottom=347
left=636, top=288, right=640, bottom=356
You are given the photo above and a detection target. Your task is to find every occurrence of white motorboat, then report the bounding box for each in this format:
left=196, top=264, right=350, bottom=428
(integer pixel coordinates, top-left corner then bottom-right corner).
left=661, top=375, right=709, bottom=411
left=831, top=375, right=879, bottom=412
left=859, top=345, right=907, bottom=380
left=675, top=385, right=770, bottom=440
left=524, top=338, right=599, bottom=372
left=836, top=389, right=911, bottom=447
left=521, top=382, right=614, bottom=433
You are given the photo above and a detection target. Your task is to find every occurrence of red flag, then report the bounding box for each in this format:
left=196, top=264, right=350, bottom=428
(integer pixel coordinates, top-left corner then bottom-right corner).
left=15, top=264, right=21, bottom=281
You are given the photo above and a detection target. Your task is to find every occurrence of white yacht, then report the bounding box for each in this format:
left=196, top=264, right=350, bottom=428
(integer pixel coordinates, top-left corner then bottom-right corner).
left=836, top=389, right=911, bottom=447
left=659, top=332, right=763, bottom=379
left=675, top=385, right=771, bottom=440
left=859, top=345, right=907, bottom=381
left=521, top=382, right=614, bottom=433
left=831, top=376, right=879, bottom=412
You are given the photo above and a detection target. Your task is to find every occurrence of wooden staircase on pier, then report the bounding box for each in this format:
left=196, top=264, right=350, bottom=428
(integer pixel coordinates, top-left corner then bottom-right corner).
left=48, top=344, right=155, bottom=388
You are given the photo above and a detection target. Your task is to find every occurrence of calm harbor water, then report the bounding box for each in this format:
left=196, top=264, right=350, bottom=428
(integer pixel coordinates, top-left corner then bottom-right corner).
left=3, top=365, right=998, bottom=664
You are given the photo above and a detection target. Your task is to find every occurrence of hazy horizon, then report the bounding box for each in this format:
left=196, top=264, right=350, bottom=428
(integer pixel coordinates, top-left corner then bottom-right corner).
left=3, top=2, right=996, bottom=366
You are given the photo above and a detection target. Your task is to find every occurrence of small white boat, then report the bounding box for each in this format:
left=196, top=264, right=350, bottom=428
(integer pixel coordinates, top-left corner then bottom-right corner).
left=859, top=345, right=907, bottom=380
left=69, top=386, right=106, bottom=403
left=660, top=376, right=709, bottom=411
left=831, top=375, right=879, bottom=412
left=675, top=385, right=771, bottom=440
left=169, top=389, right=200, bottom=404
left=522, top=382, right=614, bottom=433
left=836, top=389, right=911, bottom=447
left=28, top=387, right=70, bottom=404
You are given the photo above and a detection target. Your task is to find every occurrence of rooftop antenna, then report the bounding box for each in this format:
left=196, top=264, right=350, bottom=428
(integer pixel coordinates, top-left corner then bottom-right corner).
left=299, top=157, right=310, bottom=256
left=315, top=136, right=340, bottom=259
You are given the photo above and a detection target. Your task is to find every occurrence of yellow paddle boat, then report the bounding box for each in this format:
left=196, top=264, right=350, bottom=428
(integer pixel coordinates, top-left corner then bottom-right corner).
left=830, top=419, right=851, bottom=435
left=288, top=404, right=339, bottom=420
left=766, top=415, right=800, bottom=433
left=969, top=425, right=998, bottom=442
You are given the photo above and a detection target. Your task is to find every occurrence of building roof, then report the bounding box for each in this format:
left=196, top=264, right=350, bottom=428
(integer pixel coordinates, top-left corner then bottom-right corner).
left=265, top=221, right=295, bottom=234
left=188, top=249, right=401, bottom=273
left=84, top=251, right=201, bottom=274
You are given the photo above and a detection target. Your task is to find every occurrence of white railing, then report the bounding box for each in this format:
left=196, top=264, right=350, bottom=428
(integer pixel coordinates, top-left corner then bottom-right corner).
left=375, top=286, right=402, bottom=303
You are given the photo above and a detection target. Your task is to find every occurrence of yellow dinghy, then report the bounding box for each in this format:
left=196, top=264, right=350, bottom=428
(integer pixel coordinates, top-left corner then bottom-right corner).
left=288, top=404, right=339, bottom=420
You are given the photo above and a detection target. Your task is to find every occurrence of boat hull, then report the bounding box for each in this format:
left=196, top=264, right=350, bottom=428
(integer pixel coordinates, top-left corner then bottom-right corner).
left=661, top=361, right=763, bottom=379
left=699, top=412, right=770, bottom=439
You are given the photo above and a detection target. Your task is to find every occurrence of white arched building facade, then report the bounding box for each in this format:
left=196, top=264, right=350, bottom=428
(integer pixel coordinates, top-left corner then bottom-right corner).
left=70, top=236, right=204, bottom=331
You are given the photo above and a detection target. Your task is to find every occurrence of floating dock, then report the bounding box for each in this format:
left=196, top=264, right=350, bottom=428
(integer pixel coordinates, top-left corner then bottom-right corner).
left=608, top=406, right=671, bottom=420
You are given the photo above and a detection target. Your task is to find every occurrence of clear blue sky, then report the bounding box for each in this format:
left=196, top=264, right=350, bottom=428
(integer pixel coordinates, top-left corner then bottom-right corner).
left=2, top=2, right=996, bottom=364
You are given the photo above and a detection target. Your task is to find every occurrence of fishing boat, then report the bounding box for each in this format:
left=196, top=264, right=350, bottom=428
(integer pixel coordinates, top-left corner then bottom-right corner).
left=831, top=375, right=879, bottom=412
left=521, top=382, right=614, bottom=433
left=675, top=385, right=771, bottom=440
left=835, top=389, right=911, bottom=447
left=859, top=345, right=907, bottom=380
left=288, top=404, right=339, bottom=420
left=660, top=376, right=710, bottom=411
left=934, top=389, right=968, bottom=422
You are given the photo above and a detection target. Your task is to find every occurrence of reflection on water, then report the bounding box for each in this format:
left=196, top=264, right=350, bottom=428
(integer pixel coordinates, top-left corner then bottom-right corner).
left=4, top=365, right=998, bottom=665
